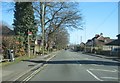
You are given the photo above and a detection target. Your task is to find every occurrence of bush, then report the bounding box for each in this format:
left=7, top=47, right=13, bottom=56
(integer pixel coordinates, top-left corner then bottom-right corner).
left=15, top=47, right=26, bottom=57
left=2, top=36, right=15, bottom=58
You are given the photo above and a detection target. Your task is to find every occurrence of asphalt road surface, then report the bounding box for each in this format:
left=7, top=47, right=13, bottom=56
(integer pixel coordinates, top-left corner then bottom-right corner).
left=29, top=50, right=119, bottom=81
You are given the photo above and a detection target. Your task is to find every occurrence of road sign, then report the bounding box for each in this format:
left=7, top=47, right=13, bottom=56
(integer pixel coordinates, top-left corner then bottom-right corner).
left=28, top=32, right=32, bottom=35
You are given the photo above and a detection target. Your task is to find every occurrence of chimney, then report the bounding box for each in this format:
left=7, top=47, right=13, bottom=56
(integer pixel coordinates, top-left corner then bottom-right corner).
left=100, top=33, right=103, bottom=36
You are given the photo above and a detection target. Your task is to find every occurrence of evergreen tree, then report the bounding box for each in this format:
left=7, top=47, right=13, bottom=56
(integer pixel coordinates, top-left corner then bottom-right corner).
left=13, top=2, right=37, bottom=52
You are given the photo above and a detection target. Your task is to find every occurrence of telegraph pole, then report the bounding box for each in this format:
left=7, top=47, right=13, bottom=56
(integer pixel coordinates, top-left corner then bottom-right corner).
left=80, top=36, right=82, bottom=43
left=84, top=24, right=86, bottom=52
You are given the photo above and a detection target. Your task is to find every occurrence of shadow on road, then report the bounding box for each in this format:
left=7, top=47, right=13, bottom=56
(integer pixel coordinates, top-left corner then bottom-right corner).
left=22, top=59, right=120, bottom=66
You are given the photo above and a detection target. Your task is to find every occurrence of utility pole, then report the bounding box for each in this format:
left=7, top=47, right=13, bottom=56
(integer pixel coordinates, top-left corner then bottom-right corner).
left=84, top=25, right=86, bottom=53
left=41, top=2, right=45, bottom=55
left=80, top=36, right=82, bottom=43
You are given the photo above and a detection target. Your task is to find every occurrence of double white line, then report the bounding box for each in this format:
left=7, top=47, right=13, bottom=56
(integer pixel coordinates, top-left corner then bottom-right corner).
left=22, top=54, right=57, bottom=82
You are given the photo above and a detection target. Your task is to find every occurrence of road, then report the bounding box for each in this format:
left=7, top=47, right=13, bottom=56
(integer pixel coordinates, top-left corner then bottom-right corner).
left=2, top=52, right=57, bottom=81
left=28, top=50, right=119, bottom=81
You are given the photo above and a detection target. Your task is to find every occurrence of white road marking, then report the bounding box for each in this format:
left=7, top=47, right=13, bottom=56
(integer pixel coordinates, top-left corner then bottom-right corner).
left=114, top=69, right=119, bottom=72
left=68, top=54, right=82, bottom=66
left=89, top=69, right=117, bottom=72
left=87, top=69, right=103, bottom=81
left=23, top=64, right=48, bottom=81
left=101, top=77, right=118, bottom=79
left=90, top=64, right=101, bottom=66
left=84, top=58, right=94, bottom=60
left=22, top=54, right=57, bottom=82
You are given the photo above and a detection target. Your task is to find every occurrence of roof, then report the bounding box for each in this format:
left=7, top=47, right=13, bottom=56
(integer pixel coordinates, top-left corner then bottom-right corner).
left=1, top=25, right=14, bottom=36
left=80, top=42, right=85, bottom=45
left=105, top=39, right=119, bottom=46
left=80, top=42, right=85, bottom=46
left=97, top=36, right=104, bottom=41
left=86, top=35, right=114, bottom=46
left=86, top=39, right=92, bottom=46
left=117, top=34, right=120, bottom=37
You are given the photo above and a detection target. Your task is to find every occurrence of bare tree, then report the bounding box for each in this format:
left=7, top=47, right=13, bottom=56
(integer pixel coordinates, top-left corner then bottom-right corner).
left=54, top=28, right=69, bottom=50
left=33, top=2, right=82, bottom=51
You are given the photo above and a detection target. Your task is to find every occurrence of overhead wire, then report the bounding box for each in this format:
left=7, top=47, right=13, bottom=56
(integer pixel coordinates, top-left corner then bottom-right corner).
left=85, top=5, right=118, bottom=39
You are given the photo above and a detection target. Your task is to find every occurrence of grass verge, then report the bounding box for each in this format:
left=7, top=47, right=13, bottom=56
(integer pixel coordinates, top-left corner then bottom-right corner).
left=1, top=55, right=37, bottom=67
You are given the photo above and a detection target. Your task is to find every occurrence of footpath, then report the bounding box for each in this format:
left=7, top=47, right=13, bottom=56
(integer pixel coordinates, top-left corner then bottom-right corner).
left=1, top=51, right=58, bottom=82
left=83, top=52, right=120, bottom=62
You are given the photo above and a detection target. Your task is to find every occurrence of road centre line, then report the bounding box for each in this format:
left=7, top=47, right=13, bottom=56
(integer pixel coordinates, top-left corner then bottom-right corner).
left=87, top=69, right=103, bottom=81
left=114, top=69, right=119, bottom=72
left=90, top=64, right=101, bottom=66
left=68, top=53, right=82, bottom=66
left=89, top=68, right=118, bottom=72
left=83, top=58, right=94, bottom=60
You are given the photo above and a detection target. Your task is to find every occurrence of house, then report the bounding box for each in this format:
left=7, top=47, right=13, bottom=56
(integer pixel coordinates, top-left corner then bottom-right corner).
left=105, top=34, right=120, bottom=56
left=117, top=34, right=120, bottom=46
left=80, top=42, right=85, bottom=51
left=105, top=34, right=120, bottom=49
left=96, top=36, right=114, bottom=51
left=85, top=33, right=114, bottom=53
left=1, top=25, right=15, bottom=60
left=80, top=42, right=85, bottom=47
left=85, top=39, right=93, bottom=52
left=2, top=25, right=14, bottom=36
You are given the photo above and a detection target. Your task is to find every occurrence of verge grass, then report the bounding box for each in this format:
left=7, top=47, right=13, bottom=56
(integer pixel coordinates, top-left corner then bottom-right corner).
left=1, top=55, right=36, bottom=67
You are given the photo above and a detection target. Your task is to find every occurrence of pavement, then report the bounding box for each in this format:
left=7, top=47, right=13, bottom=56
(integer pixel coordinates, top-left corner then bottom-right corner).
left=1, top=51, right=59, bottom=81
left=83, top=52, right=120, bottom=61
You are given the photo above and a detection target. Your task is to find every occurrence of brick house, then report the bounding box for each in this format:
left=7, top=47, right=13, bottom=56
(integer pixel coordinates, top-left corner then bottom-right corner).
left=1, top=25, right=15, bottom=60
left=105, top=34, right=120, bottom=49
left=117, top=34, right=120, bottom=46
left=80, top=42, right=85, bottom=51
left=85, top=33, right=114, bottom=53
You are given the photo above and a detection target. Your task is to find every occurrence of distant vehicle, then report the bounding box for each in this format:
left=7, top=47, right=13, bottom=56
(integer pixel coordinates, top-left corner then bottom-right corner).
left=110, top=48, right=120, bottom=56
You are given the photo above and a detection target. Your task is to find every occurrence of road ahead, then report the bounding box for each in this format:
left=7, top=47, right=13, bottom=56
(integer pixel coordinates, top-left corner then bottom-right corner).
left=29, top=50, right=119, bottom=81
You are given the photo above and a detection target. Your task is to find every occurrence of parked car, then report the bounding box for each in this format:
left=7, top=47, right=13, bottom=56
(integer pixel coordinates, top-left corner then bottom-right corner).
left=110, top=48, right=120, bottom=56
